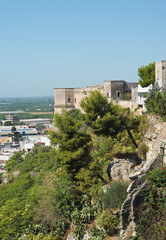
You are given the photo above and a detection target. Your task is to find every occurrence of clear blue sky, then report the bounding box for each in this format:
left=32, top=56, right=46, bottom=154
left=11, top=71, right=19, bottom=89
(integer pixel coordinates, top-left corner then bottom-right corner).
left=0, top=0, right=166, bottom=97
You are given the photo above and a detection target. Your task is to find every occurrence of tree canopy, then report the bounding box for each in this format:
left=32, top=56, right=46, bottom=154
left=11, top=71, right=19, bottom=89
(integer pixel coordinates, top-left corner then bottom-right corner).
left=49, top=110, right=92, bottom=180
left=138, top=62, right=155, bottom=87
left=80, top=90, right=139, bottom=148
left=145, top=83, right=166, bottom=117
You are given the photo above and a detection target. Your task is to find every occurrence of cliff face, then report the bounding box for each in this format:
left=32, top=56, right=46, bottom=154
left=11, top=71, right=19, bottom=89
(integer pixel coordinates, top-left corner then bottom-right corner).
left=144, top=115, right=166, bottom=161
left=120, top=155, right=163, bottom=239
left=120, top=115, right=166, bottom=239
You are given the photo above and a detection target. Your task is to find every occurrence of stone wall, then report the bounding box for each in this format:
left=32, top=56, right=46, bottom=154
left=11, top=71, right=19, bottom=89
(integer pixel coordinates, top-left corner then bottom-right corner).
left=155, top=60, right=166, bottom=90
left=112, top=100, right=138, bottom=111
left=144, top=115, right=166, bottom=161
left=54, top=81, right=139, bottom=114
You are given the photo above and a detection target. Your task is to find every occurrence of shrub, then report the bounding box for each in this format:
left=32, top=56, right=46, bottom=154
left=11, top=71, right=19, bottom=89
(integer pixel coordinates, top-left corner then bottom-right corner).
left=97, top=209, right=119, bottom=235
left=89, top=227, right=106, bottom=240
left=124, top=93, right=131, bottom=100
left=138, top=142, right=149, bottom=161
left=135, top=167, right=166, bottom=240
left=102, top=181, right=128, bottom=209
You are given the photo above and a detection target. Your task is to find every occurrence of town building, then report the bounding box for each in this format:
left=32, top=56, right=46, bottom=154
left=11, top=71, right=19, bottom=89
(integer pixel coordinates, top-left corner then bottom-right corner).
left=6, top=114, right=19, bottom=123
left=0, top=126, right=38, bottom=136
left=54, top=61, right=166, bottom=114
left=137, top=84, right=152, bottom=110
left=54, top=80, right=138, bottom=113
left=20, top=118, right=52, bottom=127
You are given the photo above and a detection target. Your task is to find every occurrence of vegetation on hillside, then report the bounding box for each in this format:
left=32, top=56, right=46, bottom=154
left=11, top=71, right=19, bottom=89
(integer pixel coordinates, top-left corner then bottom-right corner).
left=145, top=83, right=166, bottom=118
left=134, top=167, right=166, bottom=240
left=0, top=91, right=164, bottom=239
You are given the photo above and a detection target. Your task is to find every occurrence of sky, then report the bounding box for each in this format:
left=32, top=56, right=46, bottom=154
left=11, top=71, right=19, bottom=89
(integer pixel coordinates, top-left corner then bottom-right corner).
left=0, top=0, right=166, bottom=97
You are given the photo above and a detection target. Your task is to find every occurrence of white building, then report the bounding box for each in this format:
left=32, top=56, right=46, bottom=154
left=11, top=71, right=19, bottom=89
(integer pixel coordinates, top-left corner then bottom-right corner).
left=0, top=126, right=38, bottom=136
left=138, top=84, right=152, bottom=110
left=20, top=118, right=52, bottom=127
left=20, top=135, right=51, bottom=152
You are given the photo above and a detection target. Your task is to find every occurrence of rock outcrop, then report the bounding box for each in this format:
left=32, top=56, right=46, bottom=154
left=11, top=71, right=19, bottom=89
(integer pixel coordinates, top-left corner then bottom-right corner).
left=110, top=158, right=137, bottom=182
left=144, top=115, right=166, bottom=161
left=120, top=154, right=163, bottom=239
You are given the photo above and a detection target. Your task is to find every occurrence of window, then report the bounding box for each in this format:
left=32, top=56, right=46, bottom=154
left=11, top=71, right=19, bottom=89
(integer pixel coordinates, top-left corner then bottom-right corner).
left=157, top=71, right=159, bottom=81
left=75, top=98, right=76, bottom=103
left=117, top=91, right=121, bottom=98
left=67, top=97, right=71, bottom=103
left=107, top=92, right=109, bottom=97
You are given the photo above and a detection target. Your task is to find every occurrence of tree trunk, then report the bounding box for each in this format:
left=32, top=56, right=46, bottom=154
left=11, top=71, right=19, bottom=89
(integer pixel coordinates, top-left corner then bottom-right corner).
left=97, top=173, right=108, bottom=184
left=125, top=127, right=138, bottom=148
left=121, top=117, right=138, bottom=149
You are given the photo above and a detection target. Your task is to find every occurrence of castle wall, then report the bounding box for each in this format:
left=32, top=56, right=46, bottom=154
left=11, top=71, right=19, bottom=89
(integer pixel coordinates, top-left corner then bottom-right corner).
left=74, top=84, right=104, bottom=110
left=112, top=100, right=138, bottom=111
left=54, top=88, right=75, bottom=113
left=54, top=81, right=139, bottom=114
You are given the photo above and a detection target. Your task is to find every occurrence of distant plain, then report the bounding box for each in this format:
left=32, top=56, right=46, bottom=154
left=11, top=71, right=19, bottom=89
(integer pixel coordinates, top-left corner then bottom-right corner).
left=0, top=97, right=54, bottom=120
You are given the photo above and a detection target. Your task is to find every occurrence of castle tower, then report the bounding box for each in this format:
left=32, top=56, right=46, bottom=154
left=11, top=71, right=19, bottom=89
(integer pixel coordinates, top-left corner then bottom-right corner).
left=155, top=60, right=166, bottom=90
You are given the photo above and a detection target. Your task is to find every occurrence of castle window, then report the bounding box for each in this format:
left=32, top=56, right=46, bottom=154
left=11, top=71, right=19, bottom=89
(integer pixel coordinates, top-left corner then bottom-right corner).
left=117, top=91, right=121, bottom=98
left=107, top=92, right=109, bottom=97
left=75, top=98, right=76, bottom=103
left=67, top=97, right=71, bottom=103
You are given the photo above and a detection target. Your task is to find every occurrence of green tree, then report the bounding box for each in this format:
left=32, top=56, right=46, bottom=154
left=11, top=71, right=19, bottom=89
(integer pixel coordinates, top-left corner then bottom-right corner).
left=145, top=83, right=166, bottom=117
left=11, top=126, right=22, bottom=143
left=4, top=121, right=13, bottom=126
left=138, top=62, right=155, bottom=87
left=144, top=83, right=160, bottom=113
left=49, top=110, right=91, bottom=180
left=0, top=198, right=33, bottom=240
left=80, top=91, right=139, bottom=148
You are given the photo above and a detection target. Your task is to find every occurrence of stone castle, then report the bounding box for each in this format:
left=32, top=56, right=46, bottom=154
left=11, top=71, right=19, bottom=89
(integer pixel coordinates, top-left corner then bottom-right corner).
left=54, top=60, right=166, bottom=113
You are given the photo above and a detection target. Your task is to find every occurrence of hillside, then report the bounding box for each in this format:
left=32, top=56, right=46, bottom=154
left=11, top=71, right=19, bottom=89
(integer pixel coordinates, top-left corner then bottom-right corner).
left=0, top=92, right=165, bottom=240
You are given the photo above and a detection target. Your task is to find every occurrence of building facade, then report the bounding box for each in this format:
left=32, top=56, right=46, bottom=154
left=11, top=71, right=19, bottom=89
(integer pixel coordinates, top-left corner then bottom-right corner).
left=155, top=60, right=166, bottom=89
left=54, top=60, right=166, bottom=114
left=54, top=80, right=138, bottom=113
left=6, top=114, right=19, bottom=123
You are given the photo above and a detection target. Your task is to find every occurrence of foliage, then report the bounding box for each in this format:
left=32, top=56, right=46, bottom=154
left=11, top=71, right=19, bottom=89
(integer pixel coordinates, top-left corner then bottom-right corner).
left=66, top=108, right=82, bottom=120
left=52, top=176, right=81, bottom=220
left=111, top=130, right=137, bottom=157
left=138, top=62, right=155, bottom=87
left=154, top=90, right=166, bottom=116
left=5, top=146, right=56, bottom=174
left=71, top=195, right=97, bottom=240
left=0, top=94, right=151, bottom=239
left=135, top=167, right=166, bottom=240
left=144, top=83, right=166, bottom=117
left=49, top=110, right=91, bottom=180
left=0, top=198, right=33, bottom=240
left=80, top=90, right=142, bottom=148
left=102, top=181, right=128, bottom=209
left=80, top=91, right=122, bottom=137
left=138, top=115, right=149, bottom=136
left=5, top=150, right=25, bottom=172
left=97, top=209, right=119, bottom=235
left=76, top=135, right=114, bottom=191
left=124, top=93, right=131, bottom=100
left=11, top=126, right=22, bottom=143
left=138, top=142, right=149, bottom=161
left=89, top=227, right=107, bottom=240
left=24, top=233, right=60, bottom=240
left=4, top=121, right=13, bottom=126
